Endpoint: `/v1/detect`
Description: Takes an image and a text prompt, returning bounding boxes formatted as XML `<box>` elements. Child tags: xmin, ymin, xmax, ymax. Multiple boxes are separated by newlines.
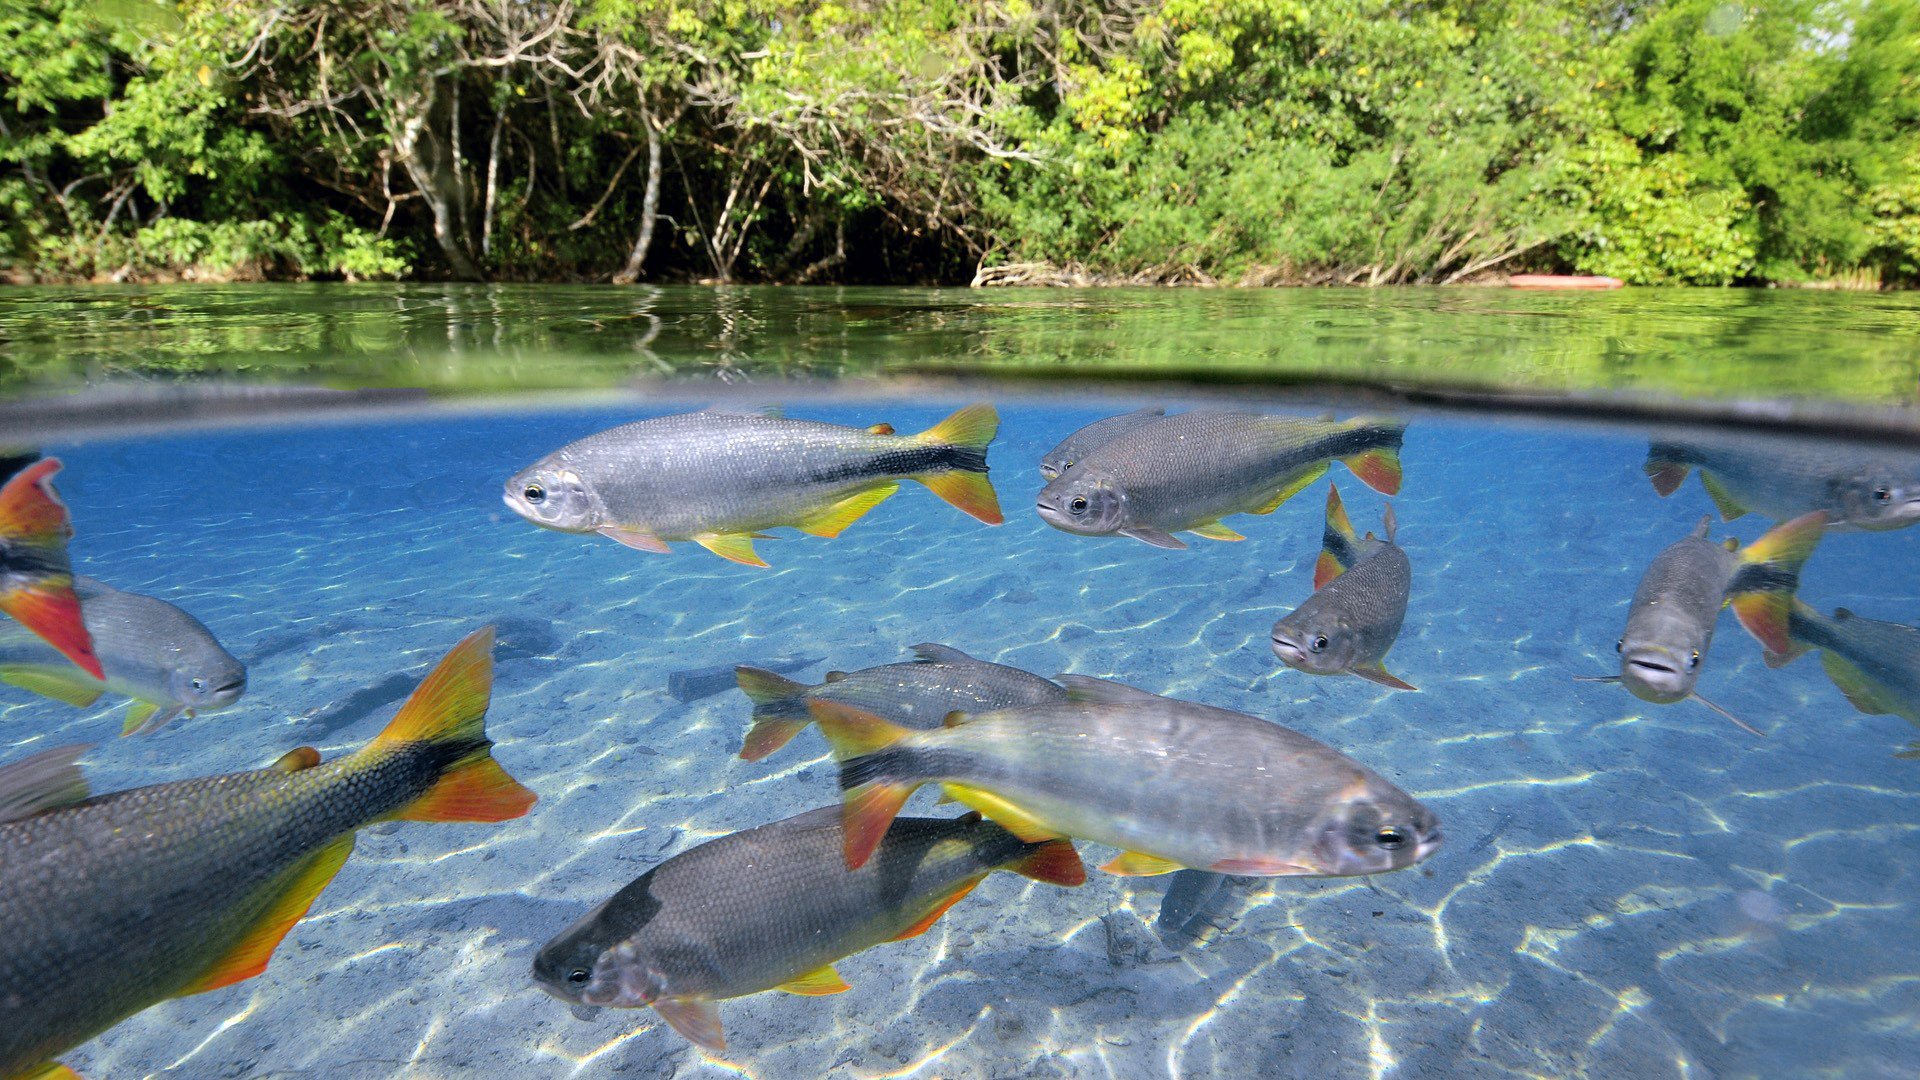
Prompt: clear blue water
<box><xmin>8</xmin><ymin>399</ymin><xmax>1919</xmax><ymax>1079</ymax></box>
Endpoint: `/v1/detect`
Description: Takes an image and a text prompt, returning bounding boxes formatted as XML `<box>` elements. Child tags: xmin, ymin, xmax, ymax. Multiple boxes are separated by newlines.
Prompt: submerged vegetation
<box><xmin>1</xmin><ymin>0</ymin><xmax>1917</xmax><ymax>287</ymax></box>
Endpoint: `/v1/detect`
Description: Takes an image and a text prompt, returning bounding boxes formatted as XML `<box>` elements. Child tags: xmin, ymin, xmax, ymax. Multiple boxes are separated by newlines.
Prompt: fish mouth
<box><xmin>213</xmin><ymin>678</ymin><xmax>247</xmax><ymax>695</ymax></box>
<box><xmin>1620</xmin><ymin>652</ymin><xmax>1691</xmax><ymax>702</ymax></box>
<box><xmin>1415</xmin><ymin>828</ymin><xmax>1444</xmax><ymax>864</ymax></box>
<box><xmin>1034</xmin><ymin>501</ymin><xmax>1085</xmax><ymax>533</ymax></box>
<box><xmin>1271</xmin><ymin>636</ymin><xmax>1306</xmax><ymax>665</ymax></box>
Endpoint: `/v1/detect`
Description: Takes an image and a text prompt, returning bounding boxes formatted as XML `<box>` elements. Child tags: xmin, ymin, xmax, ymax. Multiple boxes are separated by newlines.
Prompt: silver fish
<box><xmin>810</xmin><ymin>676</ymin><xmax>1440</xmax><ymax>879</ymax></box>
<box><xmin>1272</xmin><ymin>484</ymin><xmax>1414</xmax><ymax>690</ymax></box>
<box><xmin>1039</xmin><ymin>407</ymin><xmax>1166</xmax><ymax>480</ymax></box>
<box><xmin>531</xmin><ymin>806</ymin><xmax>1082</xmax><ymax>1052</ymax></box>
<box><xmin>734</xmin><ymin>643</ymin><xmax>1067</xmax><ymax>760</ymax></box>
<box><xmin>1774</xmin><ymin>603</ymin><xmax>1920</xmax><ymax>757</ymax></box>
<box><xmin>504</xmin><ymin>404</ymin><xmax>1002</xmax><ymax>567</ymax></box>
<box><xmin>1579</xmin><ymin>513</ymin><xmax>1825</xmax><ymax>736</ymax></box>
<box><xmin>1646</xmin><ymin>435</ymin><xmax>1920</xmax><ymax>531</ymax></box>
<box><xmin>1034</xmin><ymin>412</ymin><xmax>1405</xmax><ymax>549</ymax></box>
<box><xmin>0</xmin><ymin>576</ymin><xmax>245</xmax><ymax>735</ymax></box>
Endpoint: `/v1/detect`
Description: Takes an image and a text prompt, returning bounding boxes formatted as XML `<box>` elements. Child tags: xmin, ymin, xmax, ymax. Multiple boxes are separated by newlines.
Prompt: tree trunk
<box><xmin>613</xmin><ymin>113</ymin><xmax>665</xmax><ymax>285</ymax></box>
<box><xmin>389</xmin><ymin>79</ymin><xmax>484</xmax><ymax>281</ymax></box>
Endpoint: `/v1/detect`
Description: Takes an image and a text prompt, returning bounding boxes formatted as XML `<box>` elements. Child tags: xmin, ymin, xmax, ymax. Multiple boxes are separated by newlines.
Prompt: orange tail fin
<box><xmin>368</xmin><ymin>627</ymin><xmax>537</xmax><ymax>823</ymax></box>
<box><xmin>0</xmin><ymin>460</ymin><xmax>101</xmax><ymax>680</ymax></box>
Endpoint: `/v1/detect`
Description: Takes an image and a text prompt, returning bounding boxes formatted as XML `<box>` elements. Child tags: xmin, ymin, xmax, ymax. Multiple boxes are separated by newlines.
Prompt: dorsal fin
<box><xmin>910</xmin><ymin>643</ymin><xmax>975</xmax><ymax>664</ymax></box>
<box><xmin>1055</xmin><ymin>674</ymin><xmax>1164</xmax><ymax>705</ymax></box>
<box><xmin>0</xmin><ymin>743</ymin><xmax>92</xmax><ymax>824</ymax></box>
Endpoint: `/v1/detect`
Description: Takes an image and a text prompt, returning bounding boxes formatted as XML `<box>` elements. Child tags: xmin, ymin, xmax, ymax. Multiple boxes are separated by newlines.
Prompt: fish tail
<box><xmin>1644</xmin><ymin>443</ymin><xmax>1692</xmax><ymax>497</ymax></box>
<box><xmin>366</xmin><ymin>627</ymin><xmax>537</xmax><ymax>823</ymax></box>
<box><xmin>810</xmin><ymin>699</ymin><xmax>924</xmax><ymax>869</ymax></box>
<box><xmin>1338</xmin><ymin>418</ymin><xmax>1406</xmax><ymax>496</ymax></box>
<box><xmin>1315</xmin><ymin>483</ymin><xmax>1360</xmax><ymax>588</ymax></box>
<box><xmin>1005</xmin><ymin>838</ymin><xmax>1087</xmax><ymax>886</ymax></box>
<box><xmin>1726</xmin><ymin>511</ymin><xmax>1827</xmax><ymax>658</ymax></box>
<box><xmin>735</xmin><ymin>666</ymin><xmax>812</xmax><ymax>760</ymax></box>
<box><xmin>0</xmin><ymin>459</ymin><xmax>102</xmax><ymax>680</ymax></box>
<box><xmin>910</xmin><ymin>403</ymin><xmax>1003</xmax><ymax>524</ymax></box>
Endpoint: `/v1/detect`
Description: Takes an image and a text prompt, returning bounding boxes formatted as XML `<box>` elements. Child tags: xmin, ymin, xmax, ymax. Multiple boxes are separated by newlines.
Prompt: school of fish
<box><xmin>1</xmin><ymin>404</ymin><xmax>1914</xmax><ymax>1075</ymax></box>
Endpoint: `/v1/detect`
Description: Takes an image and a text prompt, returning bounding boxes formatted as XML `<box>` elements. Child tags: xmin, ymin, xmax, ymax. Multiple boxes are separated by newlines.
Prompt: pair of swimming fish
<box><xmin>0</xmin><ymin>629</ymin><xmax>534</xmax><ymax>1080</ymax></box>
<box><xmin>504</xmin><ymin>404</ymin><xmax>1003</xmax><ymax>567</ymax></box>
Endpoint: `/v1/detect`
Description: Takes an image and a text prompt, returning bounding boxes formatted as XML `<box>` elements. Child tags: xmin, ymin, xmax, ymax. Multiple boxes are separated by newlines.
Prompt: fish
<box><xmin>1271</xmin><ymin>484</ymin><xmax>1414</xmax><ymax>690</ymax></box>
<box><xmin>807</xmin><ymin>676</ymin><xmax>1441</xmax><ymax>879</ymax></box>
<box><xmin>1038</xmin><ymin>407</ymin><xmax>1167</xmax><ymax>481</ymax></box>
<box><xmin>530</xmin><ymin>806</ymin><xmax>1083</xmax><ymax>1052</ymax></box>
<box><xmin>1578</xmin><ymin>512</ymin><xmax>1826</xmax><ymax>736</ymax></box>
<box><xmin>0</xmin><ymin>459</ymin><xmax>101</xmax><ymax>682</ymax></box>
<box><xmin>0</xmin><ymin>576</ymin><xmax>246</xmax><ymax>736</ymax></box>
<box><xmin>733</xmin><ymin>642</ymin><xmax>1068</xmax><ymax>761</ymax></box>
<box><xmin>1645</xmin><ymin>435</ymin><xmax>1920</xmax><ymax>531</ymax></box>
<box><xmin>0</xmin><ymin>627</ymin><xmax>535</xmax><ymax>1080</ymax></box>
<box><xmin>1770</xmin><ymin>603</ymin><xmax>1920</xmax><ymax>757</ymax></box>
<box><xmin>503</xmin><ymin>404</ymin><xmax>1003</xmax><ymax>567</ymax></box>
<box><xmin>1033</xmin><ymin>412</ymin><xmax>1406</xmax><ymax>549</ymax></box>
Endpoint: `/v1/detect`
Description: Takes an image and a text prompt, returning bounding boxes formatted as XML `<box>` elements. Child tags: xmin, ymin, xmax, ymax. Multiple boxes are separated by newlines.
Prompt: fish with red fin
<box><xmin>0</xmin><ymin>460</ymin><xmax>101</xmax><ymax>682</ymax></box>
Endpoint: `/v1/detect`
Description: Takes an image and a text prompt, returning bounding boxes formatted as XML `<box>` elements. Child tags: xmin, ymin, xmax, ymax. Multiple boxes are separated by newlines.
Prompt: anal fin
<box><xmin>1820</xmin><ymin>652</ymin><xmax>1903</xmax><ymax>718</ymax></box>
<box><xmin>940</xmin><ymin>783</ymin><xmax>1063</xmax><ymax>843</ymax></box>
<box><xmin>796</xmin><ymin>483</ymin><xmax>897</xmax><ymax>538</ymax></box>
<box><xmin>1252</xmin><ymin>462</ymin><xmax>1328</xmax><ymax>515</ymax></box>
<box><xmin>1101</xmin><ymin>850</ymin><xmax>1186</xmax><ymax>876</ymax></box>
<box><xmin>1698</xmin><ymin>471</ymin><xmax>1749</xmax><ymax>521</ymax></box>
<box><xmin>1189</xmin><ymin>522</ymin><xmax>1245</xmax><ymax>542</ymax></box>
<box><xmin>776</xmin><ymin>963</ymin><xmax>853</xmax><ymax>994</ymax></box>
<box><xmin>177</xmin><ymin>835</ymin><xmax>356</xmax><ymax>995</ymax></box>
<box><xmin>890</xmin><ymin>878</ymin><xmax>982</xmax><ymax>941</ymax></box>
<box><xmin>694</xmin><ymin>533</ymin><xmax>770</xmax><ymax>568</ymax></box>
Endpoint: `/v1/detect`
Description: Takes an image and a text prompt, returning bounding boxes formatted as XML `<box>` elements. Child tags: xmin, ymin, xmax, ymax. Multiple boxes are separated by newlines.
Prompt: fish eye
<box><xmin>1375</xmin><ymin>826</ymin><xmax>1407</xmax><ymax>850</ymax></box>
<box><xmin>525</xmin><ymin>483</ymin><xmax>546</xmax><ymax>504</ymax></box>
<box><xmin>1069</xmin><ymin>496</ymin><xmax>1088</xmax><ymax>514</ymax></box>
<box><xmin>567</xmin><ymin>968</ymin><xmax>590</xmax><ymax>984</ymax></box>
<box><xmin>1311</xmin><ymin>635</ymin><xmax>1329</xmax><ymax>652</ymax></box>
<box><xmin>191</xmin><ymin>677</ymin><xmax>206</xmax><ymax>691</ymax></box>
<box><xmin>1875</xmin><ymin>486</ymin><xmax>1892</xmax><ymax>503</ymax></box>
<box><xmin>1687</xmin><ymin>651</ymin><xmax>1700</xmax><ymax>670</ymax></box>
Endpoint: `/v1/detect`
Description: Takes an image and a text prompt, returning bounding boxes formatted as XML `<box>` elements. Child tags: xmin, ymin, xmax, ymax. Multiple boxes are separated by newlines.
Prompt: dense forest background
<box><xmin>2</xmin><ymin>0</ymin><xmax>1917</xmax><ymax>287</ymax></box>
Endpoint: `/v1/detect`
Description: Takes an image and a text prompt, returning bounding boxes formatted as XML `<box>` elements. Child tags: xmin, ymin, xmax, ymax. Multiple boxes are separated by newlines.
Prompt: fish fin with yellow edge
<box><xmin>122</xmin><ymin>699</ymin><xmax>183</xmax><ymax>737</ymax></box>
<box><xmin>939</xmin><ymin>783</ymin><xmax>1063</xmax><ymax>843</ymax></box>
<box><xmin>0</xmin><ymin>743</ymin><xmax>91</xmax><ymax>824</ymax></box>
<box><xmin>15</xmin><ymin>1063</ymin><xmax>83</xmax><ymax>1080</ymax></box>
<box><xmin>739</xmin><ymin>719</ymin><xmax>807</xmax><ymax>761</ymax></box>
<box><xmin>597</xmin><ymin>526</ymin><xmax>671</xmax><ymax>554</ymax></box>
<box><xmin>776</xmin><ymin>964</ymin><xmax>853</xmax><ymax>994</ymax></box>
<box><xmin>653</xmin><ymin>997</ymin><xmax>725</xmax><ymax>1052</ymax></box>
<box><xmin>1698</xmin><ymin>471</ymin><xmax>1750</xmax><ymax>521</ymax></box>
<box><xmin>1339</xmin><ymin>419</ymin><xmax>1405</xmax><ymax>494</ymax></box>
<box><xmin>1189</xmin><ymin>521</ymin><xmax>1245</xmax><ymax>542</ymax></box>
<box><xmin>1820</xmin><ymin>651</ymin><xmax>1907</xmax><ymax>719</ymax></box>
<box><xmin>734</xmin><ymin>666</ymin><xmax>812</xmax><ymax>759</ymax></box>
<box><xmin>177</xmin><ymin>834</ymin><xmax>355</xmax><ymax>995</ymax></box>
<box><xmin>693</xmin><ymin>533</ymin><xmax>769</xmax><ymax>568</ymax></box>
<box><xmin>1007</xmin><ymin>838</ymin><xmax>1086</xmax><ymax>886</ymax></box>
<box><xmin>0</xmin><ymin>459</ymin><xmax>102</xmax><ymax>681</ymax></box>
<box><xmin>890</xmin><ymin>879</ymin><xmax>981</xmax><ymax>941</ymax></box>
<box><xmin>1056</xmin><ymin>674</ymin><xmax>1164</xmax><ymax>706</ymax></box>
<box><xmin>1251</xmin><ymin>462</ymin><xmax>1328</xmax><ymax>516</ymax></box>
<box><xmin>810</xmin><ymin>700</ymin><xmax>922</xmax><ymax>869</ymax></box>
<box><xmin>1101</xmin><ymin>850</ymin><xmax>1186</xmax><ymax>877</ymax></box>
<box><xmin>1726</xmin><ymin>511</ymin><xmax>1826</xmax><ymax>657</ymax></box>
<box><xmin>795</xmin><ymin>482</ymin><xmax>897</xmax><ymax>538</ymax></box>
<box><xmin>1316</xmin><ymin>483</ymin><xmax>1360</xmax><ymax>589</ymax></box>
<box><xmin>369</xmin><ymin>627</ymin><xmax>537</xmax><ymax>824</ymax></box>
<box><xmin>0</xmin><ymin>665</ymin><xmax>103</xmax><ymax>707</ymax></box>
<box><xmin>1120</xmin><ymin>527</ymin><xmax>1187</xmax><ymax>549</ymax></box>
<box><xmin>910</xmin><ymin>403</ymin><xmax>1002</xmax><ymax>524</ymax></box>
<box><xmin>1349</xmin><ymin>662</ymin><xmax>1417</xmax><ymax>692</ymax></box>
<box><xmin>274</xmin><ymin>746</ymin><xmax>322</xmax><ymax>772</ymax></box>
<box><xmin>1644</xmin><ymin>444</ymin><xmax>1692</xmax><ymax>497</ymax></box>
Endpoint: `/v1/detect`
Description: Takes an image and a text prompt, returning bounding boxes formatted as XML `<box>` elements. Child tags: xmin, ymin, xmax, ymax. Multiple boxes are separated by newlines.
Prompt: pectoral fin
<box><xmin>1820</xmin><ymin>652</ymin><xmax>1906</xmax><ymax>718</ymax></box>
<box><xmin>796</xmin><ymin>483</ymin><xmax>897</xmax><ymax>538</ymax></box>
<box><xmin>1349</xmin><ymin>663</ymin><xmax>1417</xmax><ymax>691</ymax></box>
<box><xmin>177</xmin><ymin>835</ymin><xmax>355</xmax><ymax>995</ymax></box>
<box><xmin>0</xmin><ymin>665</ymin><xmax>104</xmax><ymax>708</ymax></box>
<box><xmin>777</xmin><ymin>964</ymin><xmax>853</xmax><ymax>994</ymax></box>
<box><xmin>123</xmin><ymin>699</ymin><xmax>184</xmax><ymax>737</ymax></box>
<box><xmin>1120</xmin><ymin>527</ymin><xmax>1187</xmax><ymax>550</ymax></box>
<box><xmin>890</xmin><ymin>878</ymin><xmax>981</xmax><ymax>941</ymax></box>
<box><xmin>653</xmin><ymin>997</ymin><xmax>725</xmax><ymax>1052</ymax></box>
<box><xmin>1189</xmin><ymin>522</ymin><xmax>1245</xmax><ymax>542</ymax></box>
<box><xmin>694</xmin><ymin>533</ymin><xmax>769</xmax><ymax>568</ymax></box>
<box><xmin>597</xmin><ymin>527</ymin><xmax>671</xmax><ymax>554</ymax></box>
<box><xmin>1101</xmin><ymin>851</ymin><xmax>1186</xmax><ymax>877</ymax></box>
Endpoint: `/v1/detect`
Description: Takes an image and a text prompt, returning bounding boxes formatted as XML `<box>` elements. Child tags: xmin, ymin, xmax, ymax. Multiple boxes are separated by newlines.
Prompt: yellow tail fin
<box><xmin>915</xmin><ymin>402</ymin><xmax>998</xmax><ymax>449</ymax></box>
<box><xmin>370</xmin><ymin>628</ymin><xmax>537</xmax><ymax>824</ymax></box>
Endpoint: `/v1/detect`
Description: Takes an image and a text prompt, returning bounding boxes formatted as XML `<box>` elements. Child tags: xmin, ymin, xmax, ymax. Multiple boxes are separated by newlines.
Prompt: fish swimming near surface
<box><xmin>0</xmin><ymin>576</ymin><xmax>245</xmax><ymax>735</ymax></box>
<box><xmin>1034</xmin><ymin>412</ymin><xmax>1406</xmax><ymax>550</ymax></box>
<box><xmin>1271</xmin><ymin>484</ymin><xmax>1414</xmax><ymax>690</ymax></box>
<box><xmin>531</xmin><ymin>806</ymin><xmax>1083</xmax><ymax>1052</ymax></box>
<box><xmin>0</xmin><ymin>628</ymin><xmax>535</xmax><ymax>1080</ymax></box>
<box><xmin>734</xmin><ymin>642</ymin><xmax>1068</xmax><ymax>761</ymax></box>
<box><xmin>1771</xmin><ymin>602</ymin><xmax>1920</xmax><ymax>758</ymax></box>
<box><xmin>503</xmin><ymin>404</ymin><xmax>1003</xmax><ymax>567</ymax></box>
<box><xmin>1645</xmin><ymin>436</ymin><xmax>1920</xmax><ymax>531</ymax></box>
<box><xmin>0</xmin><ymin>460</ymin><xmax>101</xmax><ymax>683</ymax></box>
<box><xmin>808</xmin><ymin>676</ymin><xmax>1440</xmax><ymax>879</ymax></box>
<box><xmin>1578</xmin><ymin>512</ymin><xmax>1826</xmax><ymax>736</ymax></box>
<box><xmin>1039</xmin><ymin>407</ymin><xmax>1167</xmax><ymax>481</ymax></box>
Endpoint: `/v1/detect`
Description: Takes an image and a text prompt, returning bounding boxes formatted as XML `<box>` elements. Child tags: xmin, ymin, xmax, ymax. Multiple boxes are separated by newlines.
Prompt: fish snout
<box><xmin>1270</xmin><ymin>631</ymin><xmax>1307</xmax><ymax>667</ymax></box>
<box><xmin>1619</xmin><ymin>647</ymin><xmax>1696</xmax><ymax>703</ymax></box>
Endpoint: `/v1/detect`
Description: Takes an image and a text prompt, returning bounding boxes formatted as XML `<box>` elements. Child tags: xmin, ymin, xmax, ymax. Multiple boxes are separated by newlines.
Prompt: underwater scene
<box><xmin>3</xmin><ymin>397</ymin><xmax>1919</xmax><ymax>1080</ymax></box>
